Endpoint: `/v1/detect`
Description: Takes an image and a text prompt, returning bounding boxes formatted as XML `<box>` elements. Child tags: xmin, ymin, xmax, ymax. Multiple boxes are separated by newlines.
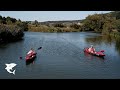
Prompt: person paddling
<box><xmin>88</xmin><ymin>45</ymin><xmax>96</xmax><ymax>54</ymax></box>
<box><xmin>27</xmin><ymin>48</ymin><xmax>35</xmax><ymax>57</ymax></box>
<box><xmin>20</xmin><ymin>47</ymin><xmax>41</xmax><ymax>60</ymax></box>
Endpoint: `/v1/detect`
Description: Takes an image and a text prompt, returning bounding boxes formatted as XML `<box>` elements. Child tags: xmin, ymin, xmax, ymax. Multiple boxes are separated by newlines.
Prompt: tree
<box><xmin>82</xmin><ymin>13</ymin><xmax>118</xmax><ymax>34</ymax></box>
<box><xmin>34</xmin><ymin>20</ymin><xmax>39</xmax><ymax>26</ymax></box>
<box><xmin>0</xmin><ymin>15</ymin><xmax>2</xmax><ymax>20</ymax></box>
<box><xmin>2</xmin><ymin>17</ymin><xmax>6</xmax><ymax>24</ymax></box>
<box><xmin>115</xmin><ymin>20</ymin><xmax>120</xmax><ymax>32</ymax></box>
<box><xmin>82</xmin><ymin>14</ymin><xmax>104</xmax><ymax>32</ymax></box>
<box><xmin>16</xmin><ymin>21</ymin><xmax>28</xmax><ymax>31</ymax></box>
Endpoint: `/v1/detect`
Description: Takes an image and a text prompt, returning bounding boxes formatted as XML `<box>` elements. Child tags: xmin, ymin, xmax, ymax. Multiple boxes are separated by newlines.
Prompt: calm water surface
<box><xmin>0</xmin><ymin>32</ymin><xmax>120</xmax><ymax>79</ymax></box>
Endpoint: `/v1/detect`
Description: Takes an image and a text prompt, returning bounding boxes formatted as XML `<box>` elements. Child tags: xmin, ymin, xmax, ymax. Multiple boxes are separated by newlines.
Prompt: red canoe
<box><xmin>84</xmin><ymin>48</ymin><xmax>105</xmax><ymax>57</ymax></box>
<box><xmin>25</xmin><ymin>52</ymin><xmax>37</xmax><ymax>61</ymax></box>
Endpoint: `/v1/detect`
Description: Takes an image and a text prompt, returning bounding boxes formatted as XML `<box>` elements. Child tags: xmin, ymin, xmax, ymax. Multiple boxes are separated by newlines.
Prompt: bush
<box><xmin>0</xmin><ymin>24</ymin><xmax>24</xmax><ymax>43</ymax></box>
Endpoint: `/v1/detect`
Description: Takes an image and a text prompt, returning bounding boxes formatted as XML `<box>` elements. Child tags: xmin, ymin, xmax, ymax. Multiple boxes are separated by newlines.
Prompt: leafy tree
<box><xmin>115</xmin><ymin>20</ymin><xmax>120</xmax><ymax>32</ymax></box>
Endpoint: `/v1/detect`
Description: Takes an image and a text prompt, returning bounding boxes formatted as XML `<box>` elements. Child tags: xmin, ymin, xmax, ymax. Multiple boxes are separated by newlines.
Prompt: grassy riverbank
<box><xmin>27</xmin><ymin>11</ymin><xmax>120</xmax><ymax>38</ymax></box>
<box><xmin>28</xmin><ymin>24</ymin><xmax>82</xmax><ymax>32</ymax></box>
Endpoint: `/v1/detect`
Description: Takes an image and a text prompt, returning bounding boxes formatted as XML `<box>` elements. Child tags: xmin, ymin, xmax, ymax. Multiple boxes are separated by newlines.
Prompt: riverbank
<box><xmin>28</xmin><ymin>24</ymin><xmax>120</xmax><ymax>39</ymax></box>
<box><xmin>0</xmin><ymin>24</ymin><xmax>24</xmax><ymax>44</ymax></box>
<box><xmin>109</xmin><ymin>32</ymin><xmax>120</xmax><ymax>38</ymax></box>
<box><xmin>0</xmin><ymin>15</ymin><xmax>28</xmax><ymax>44</ymax></box>
<box><xmin>28</xmin><ymin>24</ymin><xmax>82</xmax><ymax>33</ymax></box>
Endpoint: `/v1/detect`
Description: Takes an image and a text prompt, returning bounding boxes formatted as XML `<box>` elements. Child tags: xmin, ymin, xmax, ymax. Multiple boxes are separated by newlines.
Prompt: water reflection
<box><xmin>26</xmin><ymin>58</ymin><xmax>36</xmax><ymax>65</ymax></box>
<box><xmin>84</xmin><ymin>52</ymin><xmax>105</xmax><ymax>61</ymax></box>
<box><xmin>115</xmin><ymin>38</ymin><xmax>120</xmax><ymax>54</ymax></box>
<box><xmin>85</xmin><ymin>35</ymin><xmax>120</xmax><ymax>55</ymax></box>
<box><xmin>85</xmin><ymin>35</ymin><xmax>114</xmax><ymax>45</ymax></box>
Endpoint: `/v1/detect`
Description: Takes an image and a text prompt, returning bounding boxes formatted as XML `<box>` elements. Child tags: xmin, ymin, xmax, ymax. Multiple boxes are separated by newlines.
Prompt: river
<box><xmin>0</xmin><ymin>32</ymin><xmax>120</xmax><ymax>79</ymax></box>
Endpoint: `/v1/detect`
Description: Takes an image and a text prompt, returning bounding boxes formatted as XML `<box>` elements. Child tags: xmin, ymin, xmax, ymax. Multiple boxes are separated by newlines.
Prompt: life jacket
<box><xmin>91</xmin><ymin>48</ymin><xmax>95</xmax><ymax>52</ymax></box>
<box><xmin>88</xmin><ymin>47</ymin><xmax>95</xmax><ymax>52</ymax></box>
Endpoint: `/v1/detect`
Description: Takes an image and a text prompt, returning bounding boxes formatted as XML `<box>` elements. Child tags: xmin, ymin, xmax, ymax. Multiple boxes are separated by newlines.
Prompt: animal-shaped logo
<box><xmin>5</xmin><ymin>63</ymin><xmax>17</xmax><ymax>75</ymax></box>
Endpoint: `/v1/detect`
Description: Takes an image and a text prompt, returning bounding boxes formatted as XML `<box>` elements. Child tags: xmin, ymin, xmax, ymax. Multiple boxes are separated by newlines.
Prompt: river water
<box><xmin>0</xmin><ymin>32</ymin><xmax>120</xmax><ymax>79</ymax></box>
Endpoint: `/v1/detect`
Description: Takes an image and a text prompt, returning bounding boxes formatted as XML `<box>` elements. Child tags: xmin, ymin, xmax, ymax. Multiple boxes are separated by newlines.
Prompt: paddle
<box><xmin>100</xmin><ymin>50</ymin><xmax>104</xmax><ymax>52</ymax></box>
<box><xmin>38</xmin><ymin>47</ymin><xmax>42</xmax><ymax>50</ymax></box>
<box><xmin>19</xmin><ymin>47</ymin><xmax>42</xmax><ymax>60</ymax></box>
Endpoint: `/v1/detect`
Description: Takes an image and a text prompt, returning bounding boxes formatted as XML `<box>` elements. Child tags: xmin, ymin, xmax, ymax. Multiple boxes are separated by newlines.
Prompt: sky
<box><xmin>0</xmin><ymin>11</ymin><xmax>111</xmax><ymax>22</ymax></box>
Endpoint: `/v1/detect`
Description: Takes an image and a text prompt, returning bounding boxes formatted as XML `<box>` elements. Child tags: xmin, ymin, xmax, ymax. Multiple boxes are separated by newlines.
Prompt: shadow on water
<box><xmin>0</xmin><ymin>38</ymin><xmax>24</xmax><ymax>49</ymax></box>
<box><xmin>85</xmin><ymin>35</ymin><xmax>120</xmax><ymax>55</ymax></box>
<box><xmin>84</xmin><ymin>52</ymin><xmax>105</xmax><ymax>62</ymax></box>
<box><xmin>0</xmin><ymin>43</ymin><xmax>8</xmax><ymax>49</ymax></box>
<box><xmin>26</xmin><ymin>57</ymin><xmax>36</xmax><ymax>65</ymax></box>
<box><xmin>85</xmin><ymin>35</ymin><xmax>114</xmax><ymax>46</ymax></box>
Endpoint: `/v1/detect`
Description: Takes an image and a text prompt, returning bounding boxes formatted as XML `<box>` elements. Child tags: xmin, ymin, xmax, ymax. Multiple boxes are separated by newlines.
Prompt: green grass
<box><xmin>28</xmin><ymin>24</ymin><xmax>81</xmax><ymax>33</ymax></box>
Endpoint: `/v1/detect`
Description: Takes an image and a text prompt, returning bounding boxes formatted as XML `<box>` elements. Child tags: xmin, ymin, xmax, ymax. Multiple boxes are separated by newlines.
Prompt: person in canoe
<box><xmin>27</xmin><ymin>48</ymin><xmax>36</xmax><ymax>57</ymax></box>
<box><xmin>88</xmin><ymin>45</ymin><xmax>96</xmax><ymax>54</ymax></box>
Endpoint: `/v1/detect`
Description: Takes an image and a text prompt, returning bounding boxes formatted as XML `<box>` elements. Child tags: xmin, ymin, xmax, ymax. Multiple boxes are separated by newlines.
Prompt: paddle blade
<box><xmin>19</xmin><ymin>57</ymin><xmax>22</xmax><ymax>59</ymax></box>
<box><xmin>38</xmin><ymin>47</ymin><xmax>42</xmax><ymax>50</ymax></box>
<box><xmin>100</xmin><ymin>50</ymin><xmax>104</xmax><ymax>52</ymax></box>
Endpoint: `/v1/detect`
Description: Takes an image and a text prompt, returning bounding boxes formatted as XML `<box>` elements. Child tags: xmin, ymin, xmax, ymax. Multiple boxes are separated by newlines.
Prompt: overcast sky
<box><xmin>0</xmin><ymin>11</ymin><xmax>111</xmax><ymax>22</ymax></box>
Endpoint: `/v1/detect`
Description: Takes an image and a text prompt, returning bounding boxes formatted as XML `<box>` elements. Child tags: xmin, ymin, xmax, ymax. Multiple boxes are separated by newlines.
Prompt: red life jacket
<box><xmin>91</xmin><ymin>48</ymin><xmax>95</xmax><ymax>52</ymax></box>
<box><xmin>88</xmin><ymin>47</ymin><xmax>95</xmax><ymax>53</ymax></box>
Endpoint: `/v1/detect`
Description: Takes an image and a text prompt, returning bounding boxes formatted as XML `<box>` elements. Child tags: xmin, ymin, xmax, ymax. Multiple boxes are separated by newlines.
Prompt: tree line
<box><xmin>1</xmin><ymin>11</ymin><xmax>120</xmax><ymax>44</ymax></box>
<box><xmin>81</xmin><ymin>11</ymin><xmax>120</xmax><ymax>37</ymax></box>
<box><xmin>0</xmin><ymin>15</ymin><xmax>28</xmax><ymax>43</ymax></box>
<box><xmin>27</xmin><ymin>11</ymin><xmax>120</xmax><ymax>36</ymax></box>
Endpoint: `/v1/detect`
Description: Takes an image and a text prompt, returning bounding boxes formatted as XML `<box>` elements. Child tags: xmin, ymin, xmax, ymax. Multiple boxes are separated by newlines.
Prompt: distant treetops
<box><xmin>82</xmin><ymin>11</ymin><xmax>120</xmax><ymax>35</ymax></box>
<box><xmin>1</xmin><ymin>11</ymin><xmax>120</xmax><ymax>43</ymax></box>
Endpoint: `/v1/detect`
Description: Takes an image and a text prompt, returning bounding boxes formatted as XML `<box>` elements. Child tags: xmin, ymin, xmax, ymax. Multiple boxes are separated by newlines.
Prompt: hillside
<box><xmin>39</xmin><ymin>20</ymin><xmax>82</xmax><ymax>25</ymax></box>
<box><xmin>27</xmin><ymin>20</ymin><xmax>83</xmax><ymax>25</ymax></box>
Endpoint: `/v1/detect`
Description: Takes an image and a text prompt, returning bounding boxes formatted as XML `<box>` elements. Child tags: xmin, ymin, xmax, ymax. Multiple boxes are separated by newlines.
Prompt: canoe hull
<box><xmin>84</xmin><ymin>48</ymin><xmax>105</xmax><ymax>57</ymax></box>
<box><xmin>25</xmin><ymin>53</ymin><xmax>37</xmax><ymax>61</ymax></box>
